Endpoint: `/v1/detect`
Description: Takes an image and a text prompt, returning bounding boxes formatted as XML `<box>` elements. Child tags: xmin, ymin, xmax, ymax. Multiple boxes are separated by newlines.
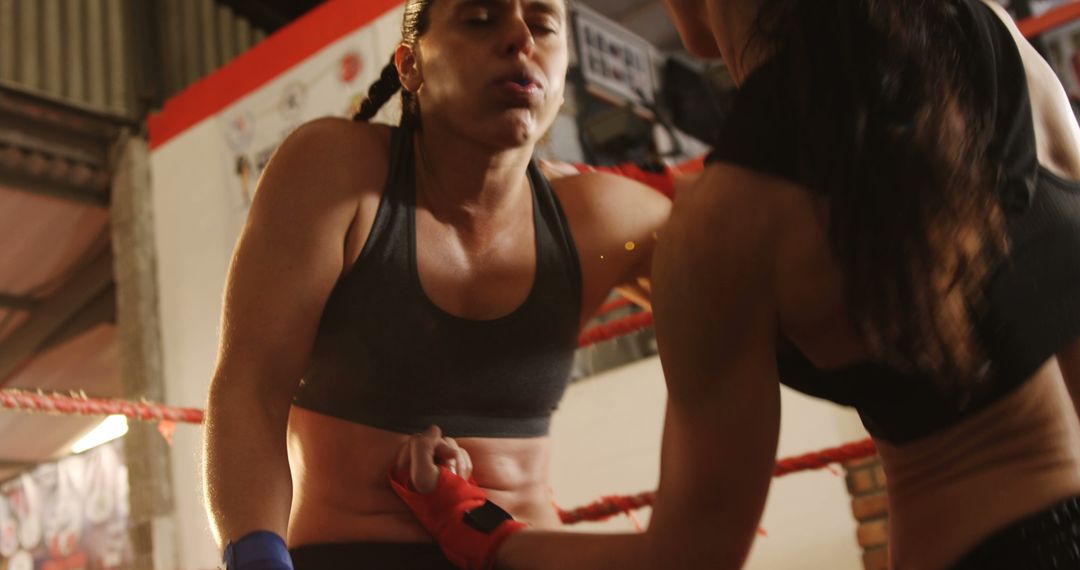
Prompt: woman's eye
<box><xmin>528</xmin><ymin>17</ymin><xmax>560</xmax><ymax>35</ymax></box>
<box><xmin>465</xmin><ymin>12</ymin><xmax>491</xmax><ymax>26</ymax></box>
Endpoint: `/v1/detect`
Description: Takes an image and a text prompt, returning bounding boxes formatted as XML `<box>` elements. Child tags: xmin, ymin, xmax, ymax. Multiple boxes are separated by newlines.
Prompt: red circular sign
<box><xmin>340</xmin><ymin>52</ymin><xmax>363</xmax><ymax>84</ymax></box>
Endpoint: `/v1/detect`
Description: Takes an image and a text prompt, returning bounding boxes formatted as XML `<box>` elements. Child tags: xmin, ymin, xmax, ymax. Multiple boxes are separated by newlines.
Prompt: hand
<box><xmin>389</xmin><ymin>426</ymin><xmax>523</xmax><ymax>570</ymax></box>
<box><xmin>395</xmin><ymin>425</ymin><xmax>474</xmax><ymax>493</ymax></box>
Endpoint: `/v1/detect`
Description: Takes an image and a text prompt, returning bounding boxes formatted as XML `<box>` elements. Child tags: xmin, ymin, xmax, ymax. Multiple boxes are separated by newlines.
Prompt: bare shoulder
<box><xmin>669</xmin><ymin>163</ymin><xmax>797</xmax><ymax>252</ymax></box>
<box><xmin>551</xmin><ymin>170</ymin><xmax>671</xmax><ymax>266</ymax></box>
<box><xmin>547</xmin><ymin>171</ymin><xmax>672</xmax><ymax>310</ymax></box>
<box><xmin>550</xmin><ymin>170</ymin><xmax>668</xmax><ymax>216</ymax></box>
<box><xmin>549</xmin><ymin>171</ymin><xmax>671</xmax><ymax>250</ymax></box>
<box><xmin>256</xmin><ymin>117</ymin><xmax>392</xmax><ymax>208</ymax></box>
<box><xmin>243</xmin><ymin>117</ymin><xmax>395</xmax><ymax>258</ymax></box>
<box><xmin>281</xmin><ymin>116</ymin><xmax>391</xmax><ymax>160</ymax></box>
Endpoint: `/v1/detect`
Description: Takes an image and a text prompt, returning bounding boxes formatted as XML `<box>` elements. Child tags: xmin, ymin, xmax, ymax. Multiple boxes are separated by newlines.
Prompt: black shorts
<box><xmin>290</xmin><ymin>542</ymin><xmax>456</xmax><ymax>570</ymax></box>
<box><xmin>951</xmin><ymin>495</ymin><xmax>1080</xmax><ymax>569</ymax></box>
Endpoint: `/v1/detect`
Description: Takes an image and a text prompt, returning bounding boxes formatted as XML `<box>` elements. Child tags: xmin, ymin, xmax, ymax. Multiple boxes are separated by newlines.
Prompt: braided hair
<box><xmin>352</xmin><ymin>0</ymin><xmax>434</xmax><ymax>125</ymax></box>
<box><xmin>353</xmin><ymin>54</ymin><xmax>416</xmax><ymax>124</ymax></box>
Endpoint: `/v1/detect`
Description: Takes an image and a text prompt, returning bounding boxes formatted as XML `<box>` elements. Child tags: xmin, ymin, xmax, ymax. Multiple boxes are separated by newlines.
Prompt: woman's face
<box><xmin>407</xmin><ymin>0</ymin><xmax>569</xmax><ymax>150</ymax></box>
<box><xmin>662</xmin><ymin>0</ymin><xmax>722</xmax><ymax>58</ymax></box>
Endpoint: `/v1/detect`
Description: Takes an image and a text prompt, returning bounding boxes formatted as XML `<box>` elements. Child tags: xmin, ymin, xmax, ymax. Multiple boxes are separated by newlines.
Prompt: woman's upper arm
<box><xmin>646</xmin><ymin>164</ymin><xmax>782</xmax><ymax>568</ymax></box>
<box><xmin>213</xmin><ymin>119</ymin><xmax>384</xmax><ymax>404</ymax></box>
<box><xmin>602</xmin><ymin>173</ymin><xmax>672</xmax><ymax>286</ymax></box>
<box><xmin>554</xmin><ymin>172</ymin><xmax>672</xmax><ymax>309</ymax></box>
<box><xmin>617</xmin><ymin>175</ymin><xmax>673</xmax><ymax>304</ymax></box>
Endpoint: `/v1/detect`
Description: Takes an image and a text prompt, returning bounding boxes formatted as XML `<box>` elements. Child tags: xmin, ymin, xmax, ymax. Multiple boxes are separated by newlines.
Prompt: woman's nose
<box><xmin>501</xmin><ymin>13</ymin><xmax>536</xmax><ymax>57</ymax></box>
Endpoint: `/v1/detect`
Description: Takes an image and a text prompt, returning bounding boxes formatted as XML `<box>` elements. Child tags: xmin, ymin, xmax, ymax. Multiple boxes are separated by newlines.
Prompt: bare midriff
<box><xmin>285</xmin><ymin>406</ymin><xmax>562</xmax><ymax>549</ymax></box>
<box><xmin>876</xmin><ymin>361</ymin><xmax>1080</xmax><ymax>569</ymax></box>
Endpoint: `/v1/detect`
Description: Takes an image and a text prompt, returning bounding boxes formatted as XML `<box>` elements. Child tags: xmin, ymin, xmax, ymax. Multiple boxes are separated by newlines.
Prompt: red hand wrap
<box><xmin>389</xmin><ymin>467</ymin><xmax>525</xmax><ymax>570</ymax></box>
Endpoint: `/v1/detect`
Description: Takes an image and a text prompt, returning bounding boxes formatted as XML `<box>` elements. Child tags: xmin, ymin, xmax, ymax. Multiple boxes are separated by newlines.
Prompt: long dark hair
<box><xmin>753</xmin><ymin>0</ymin><xmax>1007</xmax><ymax>388</ymax></box>
<box><xmin>353</xmin><ymin>0</ymin><xmax>435</xmax><ymax>125</ymax></box>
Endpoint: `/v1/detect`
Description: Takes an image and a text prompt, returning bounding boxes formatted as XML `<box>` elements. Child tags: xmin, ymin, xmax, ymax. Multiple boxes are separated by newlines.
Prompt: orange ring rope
<box><xmin>596</xmin><ymin>296</ymin><xmax>634</xmax><ymax>316</ymax></box>
<box><xmin>578</xmin><ymin>311</ymin><xmax>655</xmax><ymax>347</ymax></box>
<box><xmin>556</xmin><ymin>438</ymin><xmax>877</xmax><ymax>524</ymax></box>
<box><xmin>0</xmin><ymin>388</ymin><xmax>205</xmax><ymax>424</ymax></box>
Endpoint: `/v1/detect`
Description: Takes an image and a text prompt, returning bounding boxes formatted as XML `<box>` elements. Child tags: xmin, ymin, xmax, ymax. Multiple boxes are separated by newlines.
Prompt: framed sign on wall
<box><xmin>573</xmin><ymin>6</ymin><xmax>657</xmax><ymax>106</ymax></box>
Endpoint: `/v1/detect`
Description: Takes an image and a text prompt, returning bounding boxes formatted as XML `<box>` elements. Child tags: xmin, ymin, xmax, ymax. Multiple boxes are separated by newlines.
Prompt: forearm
<box><xmin>204</xmin><ymin>380</ymin><xmax>294</xmax><ymax>547</ymax></box>
<box><xmin>495</xmin><ymin>530</ymin><xmax>652</xmax><ymax>570</ymax></box>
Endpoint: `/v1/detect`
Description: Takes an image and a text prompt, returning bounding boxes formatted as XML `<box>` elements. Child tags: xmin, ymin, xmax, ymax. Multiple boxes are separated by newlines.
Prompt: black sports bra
<box><xmin>708</xmin><ymin>0</ymin><xmax>1080</xmax><ymax>444</ymax></box>
<box><xmin>293</xmin><ymin>126</ymin><xmax>583</xmax><ymax>438</ymax></box>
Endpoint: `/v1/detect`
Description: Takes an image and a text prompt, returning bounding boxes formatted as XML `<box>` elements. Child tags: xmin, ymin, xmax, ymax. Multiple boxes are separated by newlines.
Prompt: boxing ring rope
<box><xmin>578</xmin><ymin>310</ymin><xmax>654</xmax><ymax>347</ymax></box>
<box><xmin>0</xmin><ymin>388</ymin><xmax>205</xmax><ymax>424</ymax></box>
<box><xmin>556</xmin><ymin>438</ymin><xmax>878</xmax><ymax>525</ymax></box>
<box><xmin>0</xmin><ymin>304</ymin><xmax>650</xmax><ymax>423</ymax></box>
<box><xmin>595</xmin><ymin>296</ymin><xmax>634</xmax><ymax>316</ymax></box>
<box><xmin>0</xmin><ymin>382</ymin><xmax>878</xmax><ymax>525</ymax></box>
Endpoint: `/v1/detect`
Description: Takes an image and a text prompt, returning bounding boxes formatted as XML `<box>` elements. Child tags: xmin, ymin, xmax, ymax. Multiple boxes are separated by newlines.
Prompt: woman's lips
<box><xmin>495</xmin><ymin>79</ymin><xmax>543</xmax><ymax>106</ymax></box>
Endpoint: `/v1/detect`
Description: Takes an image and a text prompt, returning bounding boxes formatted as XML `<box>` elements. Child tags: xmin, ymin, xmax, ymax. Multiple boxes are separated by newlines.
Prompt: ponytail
<box><xmin>352</xmin><ymin>54</ymin><xmax>420</xmax><ymax>126</ymax></box>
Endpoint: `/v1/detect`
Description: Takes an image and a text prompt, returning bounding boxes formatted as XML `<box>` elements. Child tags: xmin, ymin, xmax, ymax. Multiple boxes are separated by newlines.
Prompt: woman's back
<box><xmin>704</xmin><ymin>0</ymin><xmax>1080</xmax><ymax>566</ymax></box>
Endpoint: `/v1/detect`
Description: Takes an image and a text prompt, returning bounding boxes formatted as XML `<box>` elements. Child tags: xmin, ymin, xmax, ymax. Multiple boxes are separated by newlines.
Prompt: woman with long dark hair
<box><xmin>201</xmin><ymin>1</ymin><xmax>670</xmax><ymax>568</ymax></box>
<box><xmin>396</xmin><ymin>1</ymin><xmax>1080</xmax><ymax>568</ymax></box>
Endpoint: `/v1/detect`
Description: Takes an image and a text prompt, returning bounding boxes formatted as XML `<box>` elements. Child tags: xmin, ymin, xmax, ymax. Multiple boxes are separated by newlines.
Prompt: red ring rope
<box><xmin>0</xmin><ymin>388</ymin><xmax>205</xmax><ymax>424</ymax></box>
<box><xmin>556</xmin><ymin>438</ymin><xmax>878</xmax><ymax>524</ymax></box>
<box><xmin>0</xmin><ymin>386</ymin><xmax>878</xmax><ymax>524</ymax></box>
<box><xmin>0</xmin><ymin>311</ymin><xmax>879</xmax><ymax>526</ymax></box>
<box><xmin>578</xmin><ymin>311</ymin><xmax>655</xmax><ymax>347</ymax></box>
<box><xmin>596</xmin><ymin>297</ymin><xmax>634</xmax><ymax>316</ymax></box>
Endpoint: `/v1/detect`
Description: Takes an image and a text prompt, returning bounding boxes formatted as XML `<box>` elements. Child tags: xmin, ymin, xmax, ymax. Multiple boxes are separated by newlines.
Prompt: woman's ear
<box><xmin>395</xmin><ymin>44</ymin><xmax>423</xmax><ymax>93</ymax></box>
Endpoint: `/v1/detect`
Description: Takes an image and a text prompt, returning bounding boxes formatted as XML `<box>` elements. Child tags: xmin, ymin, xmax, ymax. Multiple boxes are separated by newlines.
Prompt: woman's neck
<box><xmin>413</xmin><ymin>120</ymin><xmax>534</xmax><ymax>227</ymax></box>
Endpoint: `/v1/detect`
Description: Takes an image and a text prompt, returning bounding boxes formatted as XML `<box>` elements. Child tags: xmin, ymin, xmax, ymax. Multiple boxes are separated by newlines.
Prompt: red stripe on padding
<box><xmin>1018</xmin><ymin>1</ymin><xmax>1080</xmax><ymax>38</ymax></box>
<box><xmin>148</xmin><ymin>0</ymin><xmax>401</xmax><ymax>150</ymax></box>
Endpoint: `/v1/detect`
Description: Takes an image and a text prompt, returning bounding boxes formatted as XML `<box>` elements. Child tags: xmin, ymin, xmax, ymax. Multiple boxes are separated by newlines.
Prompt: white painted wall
<box><xmin>151</xmin><ymin>117</ymin><xmax>237</xmax><ymax>570</ymax></box>
<box><xmin>550</xmin><ymin>356</ymin><xmax>868</xmax><ymax>569</ymax></box>
<box><xmin>149</xmin><ymin>7</ymin><xmax>405</xmax><ymax>567</ymax></box>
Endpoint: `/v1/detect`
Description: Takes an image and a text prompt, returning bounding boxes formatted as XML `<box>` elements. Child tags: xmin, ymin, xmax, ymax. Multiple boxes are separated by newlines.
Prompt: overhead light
<box><xmin>71</xmin><ymin>415</ymin><xmax>128</xmax><ymax>454</ymax></box>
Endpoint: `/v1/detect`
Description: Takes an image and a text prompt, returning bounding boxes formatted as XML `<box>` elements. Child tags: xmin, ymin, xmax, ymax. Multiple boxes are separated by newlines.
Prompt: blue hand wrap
<box><xmin>223</xmin><ymin>531</ymin><xmax>293</xmax><ymax>570</ymax></box>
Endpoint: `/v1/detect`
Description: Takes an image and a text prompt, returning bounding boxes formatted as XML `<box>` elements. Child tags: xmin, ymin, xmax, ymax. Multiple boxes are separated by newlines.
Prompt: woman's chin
<box><xmin>486</xmin><ymin>112</ymin><xmax>541</xmax><ymax>149</ymax></box>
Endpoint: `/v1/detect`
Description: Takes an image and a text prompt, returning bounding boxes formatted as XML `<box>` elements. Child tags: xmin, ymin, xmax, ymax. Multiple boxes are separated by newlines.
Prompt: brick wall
<box><xmin>844</xmin><ymin>455</ymin><xmax>890</xmax><ymax>570</ymax></box>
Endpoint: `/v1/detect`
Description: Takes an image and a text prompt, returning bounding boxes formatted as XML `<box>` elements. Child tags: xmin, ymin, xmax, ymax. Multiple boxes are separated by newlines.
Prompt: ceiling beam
<box><xmin>0</xmin><ymin>250</ymin><xmax>114</xmax><ymax>384</ymax></box>
<box><xmin>0</xmin><ymin>84</ymin><xmax>116</xmax><ymax>207</ymax></box>
<box><xmin>0</xmin><ymin>126</ymin><xmax>106</xmax><ymax>167</ymax></box>
<box><xmin>39</xmin><ymin>284</ymin><xmax>116</xmax><ymax>351</ymax></box>
<box><xmin>0</xmin><ymin>167</ymin><xmax>110</xmax><ymax>207</ymax></box>
<box><xmin>0</xmin><ymin>81</ymin><xmax>138</xmax><ymax>134</ymax></box>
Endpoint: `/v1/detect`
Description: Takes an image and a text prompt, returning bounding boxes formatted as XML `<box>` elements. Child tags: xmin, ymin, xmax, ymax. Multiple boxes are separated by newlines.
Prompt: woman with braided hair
<box><xmin>201</xmin><ymin>0</ymin><xmax>670</xmax><ymax>568</ymax></box>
